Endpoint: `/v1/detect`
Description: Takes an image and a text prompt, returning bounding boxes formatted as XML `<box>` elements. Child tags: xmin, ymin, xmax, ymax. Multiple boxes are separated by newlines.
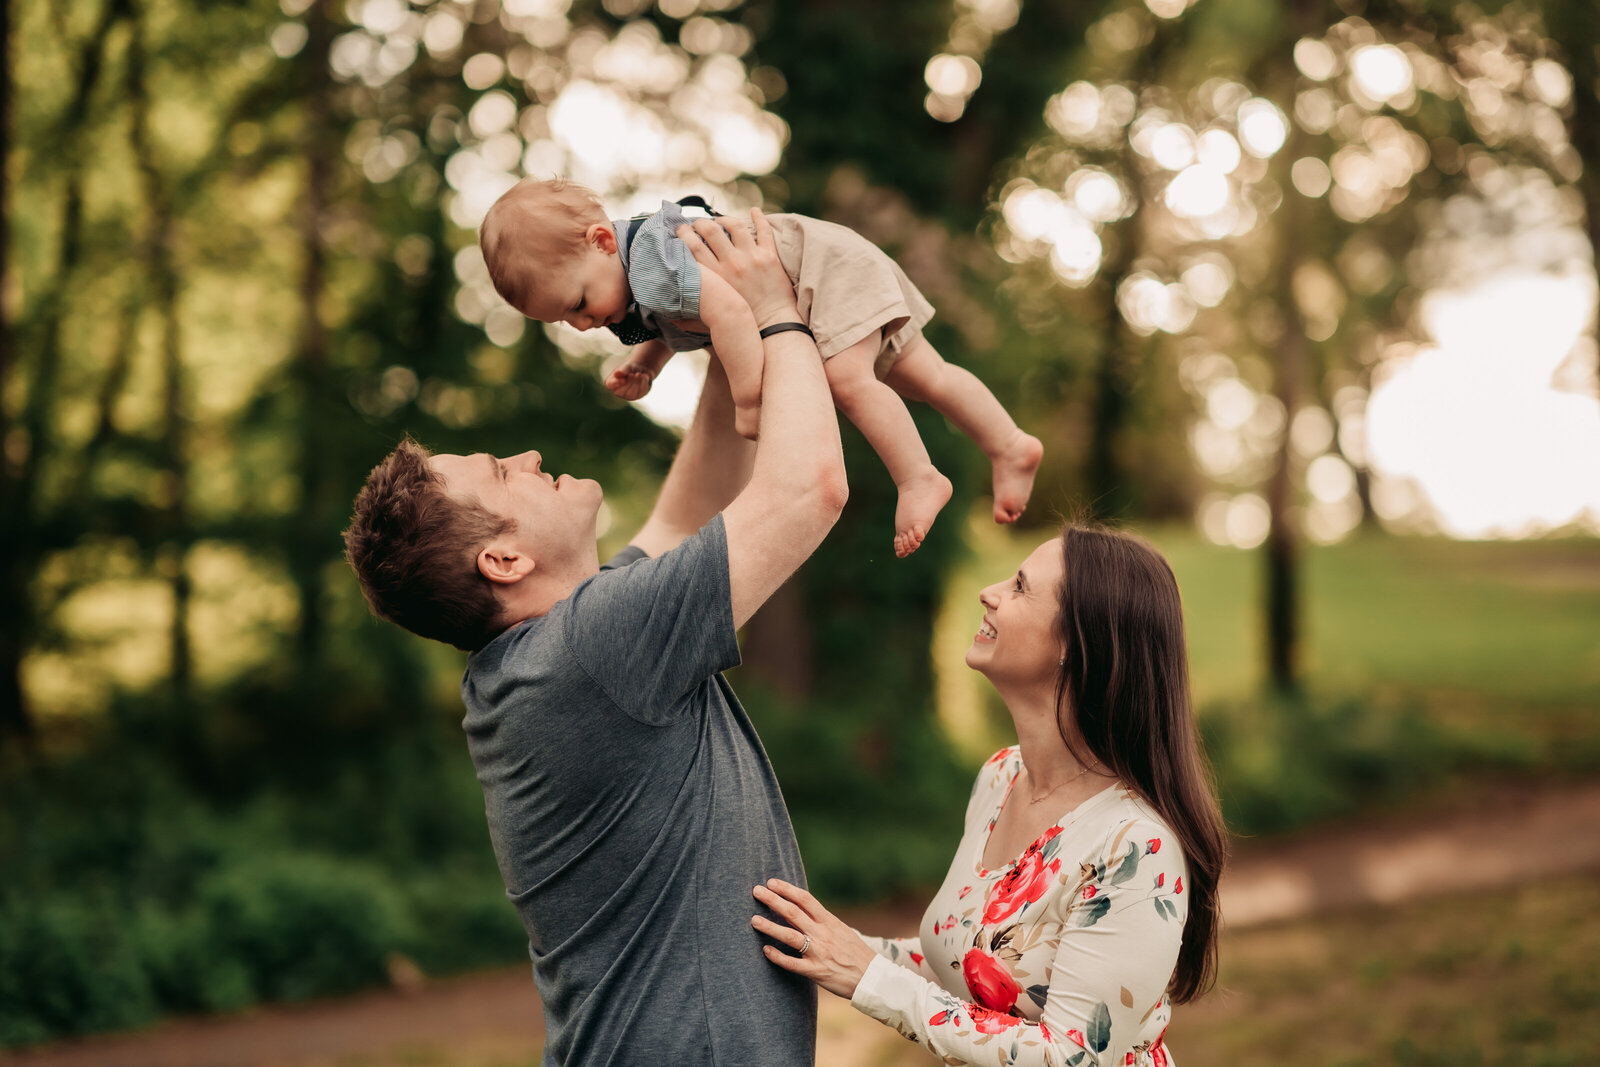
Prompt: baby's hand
<box><xmin>606</xmin><ymin>362</ymin><xmax>657</xmax><ymax>401</ymax></box>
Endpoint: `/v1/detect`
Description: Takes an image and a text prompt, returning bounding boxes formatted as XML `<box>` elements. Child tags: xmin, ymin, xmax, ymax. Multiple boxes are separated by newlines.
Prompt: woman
<box><xmin>752</xmin><ymin>524</ymin><xmax>1227</xmax><ymax>1065</ymax></box>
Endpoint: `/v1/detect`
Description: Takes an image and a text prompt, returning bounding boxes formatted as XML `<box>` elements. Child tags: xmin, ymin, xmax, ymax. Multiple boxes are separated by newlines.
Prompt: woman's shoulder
<box><xmin>963</xmin><ymin>746</ymin><xmax>1020</xmax><ymax>807</ymax></box>
<box><xmin>1078</xmin><ymin>788</ymin><xmax>1185</xmax><ymax>869</ymax></box>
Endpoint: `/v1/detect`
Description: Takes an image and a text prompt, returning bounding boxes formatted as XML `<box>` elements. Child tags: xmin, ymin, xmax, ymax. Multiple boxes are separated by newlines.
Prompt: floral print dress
<box><xmin>851</xmin><ymin>747</ymin><xmax>1188</xmax><ymax>1067</ymax></box>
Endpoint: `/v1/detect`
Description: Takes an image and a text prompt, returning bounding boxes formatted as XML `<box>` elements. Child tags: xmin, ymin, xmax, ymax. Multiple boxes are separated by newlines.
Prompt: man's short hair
<box><xmin>479</xmin><ymin>177</ymin><xmax>607</xmax><ymax>314</ymax></box>
<box><xmin>344</xmin><ymin>438</ymin><xmax>514</xmax><ymax>652</ymax></box>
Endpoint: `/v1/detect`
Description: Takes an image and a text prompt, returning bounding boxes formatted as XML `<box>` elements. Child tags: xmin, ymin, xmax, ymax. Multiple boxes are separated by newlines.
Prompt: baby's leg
<box><xmin>884</xmin><ymin>335</ymin><xmax>1042</xmax><ymax>524</ymax></box>
<box><xmin>825</xmin><ymin>334</ymin><xmax>952</xmax><ymax>558</ymax></box>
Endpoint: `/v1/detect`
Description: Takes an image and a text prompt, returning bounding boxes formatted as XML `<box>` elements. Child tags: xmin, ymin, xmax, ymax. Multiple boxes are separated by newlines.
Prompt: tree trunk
<box><xmin>1085</xmin><ymin>233</ymin><xmax>1139</xmax><ymax>518</ymax></box>
<box><xmin>1262</xmin><ymin>0</ymin><xmax>1318</xmax><ymax>695</ymax></box>
<box><xmin>128</xmin><ymin>1</ymin><xmax>192</xmax><ymax>703</ymax></box>
<box><xmin>291</xmin><ymin>0</ymin><xmax>337</xmax><ymax>674</ymax></box>
<box><xmin>0</xmin><ymin>0</ymin><xmax>25</xmax><ymax>747</ymax></box>
<box><xmin>739</xmin><ymin>579</ymin><xmax>814</xmax><ymax>700</ymax></box>
<box><xmin>0</xmin><ymin>1</ymin><xmax>128</xmax><ymax>745</ymax></box>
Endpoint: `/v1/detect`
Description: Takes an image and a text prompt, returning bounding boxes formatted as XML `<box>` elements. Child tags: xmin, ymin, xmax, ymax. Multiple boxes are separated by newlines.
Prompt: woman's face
<box><xmin>965</xmin><ymin>538</ymin><xmax>1066</xmax><ymax>687</ymax></box>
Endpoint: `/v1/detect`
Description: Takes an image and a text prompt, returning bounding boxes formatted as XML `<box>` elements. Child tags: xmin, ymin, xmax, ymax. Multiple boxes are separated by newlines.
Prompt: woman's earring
<box><xmin>1058</xmin><ymin>656</ymin><xmax>1065</xmax><ymax>665</ymax></box>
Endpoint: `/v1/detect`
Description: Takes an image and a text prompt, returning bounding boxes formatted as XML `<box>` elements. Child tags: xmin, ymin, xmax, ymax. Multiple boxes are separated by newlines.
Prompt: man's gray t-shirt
<box><xmin>461</xmin><ymin>516</ymin><xmax>815</xmax><ymax>1066</ymax></box>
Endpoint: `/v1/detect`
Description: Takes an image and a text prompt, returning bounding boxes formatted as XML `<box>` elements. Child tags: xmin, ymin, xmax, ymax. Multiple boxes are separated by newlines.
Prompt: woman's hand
<box><xmin>752</xmin><ymin>878</ymin><xmax>879</xmax><ymax>1001</ymax></box>
<box><xmin>675</xmin><ymin>209</ymin><xmax>801</xmax><ymax>330</ymax></box>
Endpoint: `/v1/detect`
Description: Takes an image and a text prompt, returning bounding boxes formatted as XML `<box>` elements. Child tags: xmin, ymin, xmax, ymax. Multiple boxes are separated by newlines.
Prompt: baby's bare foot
<box><xmin>991</xmin><ymin>431</ymin><xmax>1043</xmax><ymax>524</ymax></box>
<box><xmin>734</xmin><ymin>403</ymin><xmax>762</xmax><ymax>440</ymax></box>
<box><xmin>894</xmin><ymin>468</ymin><xmax>953</xmax><ymax>558</ymax></box>
<box><xmin>606</xmin><ymin>364</ymin><xmax>656</xmax><ymax>401</ymax></box>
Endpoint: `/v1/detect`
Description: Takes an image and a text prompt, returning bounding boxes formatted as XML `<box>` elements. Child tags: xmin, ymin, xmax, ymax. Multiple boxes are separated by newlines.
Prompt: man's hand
<box><xmin>675</xmin><ymin>209</ymin><xmax>799</xmax><ymax>329</ymax></box>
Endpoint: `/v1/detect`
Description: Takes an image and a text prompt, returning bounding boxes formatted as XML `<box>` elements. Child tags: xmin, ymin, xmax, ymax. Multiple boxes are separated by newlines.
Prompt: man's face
<box><xmin>429</xmin><ymin>449</ymin><xmax>603</xmax><ymax>568</ymax></box>
<box><xmin>522</xmin><ymin>230</ymin><xmax>631</xmax><ymax>331</ymax></box>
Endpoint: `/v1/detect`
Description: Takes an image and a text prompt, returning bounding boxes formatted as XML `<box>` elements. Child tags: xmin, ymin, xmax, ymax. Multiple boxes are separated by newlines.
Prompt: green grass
<box><xmin>1167</xmin><ymin>876</ymin><xmax>1600</xmax><ymax>1065</ymax></box>
<box><xmin>937</xmin><ymin>512</ymin><xmax>1600</xmax><ymax>770</ymax></box>
<box><xmin>1149</xmin><ymin>529</ymin><xmax>1600</xmax><ymax>709</ymax></box>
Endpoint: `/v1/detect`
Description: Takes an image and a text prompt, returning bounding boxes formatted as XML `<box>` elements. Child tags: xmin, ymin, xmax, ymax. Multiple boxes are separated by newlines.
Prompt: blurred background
<box><xmin>2</xmin><ymin>0</ymin><xmax>1598</xmax><ymax>1063</ymax></box>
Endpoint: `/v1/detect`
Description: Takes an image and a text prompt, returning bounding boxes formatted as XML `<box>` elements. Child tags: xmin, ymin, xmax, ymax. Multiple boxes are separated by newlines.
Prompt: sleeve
<box><xmin>856</xmin><ymin>933</ymin><xmax>942</xmax><ymax>983</ymax></box>
<box><xmin>563</xmin><ymin>515</ymin><xmax>739</xmax><ymax>726</ymax></box>
<box><xmin>626</xmin><ymin>201</ymin><xmax>702</xmax><ymax>320</ymax></box>
<box><xmin>849</xmin><ymin>819</ymin><xmax>1188</xmax><ymax>1067</ymax></box>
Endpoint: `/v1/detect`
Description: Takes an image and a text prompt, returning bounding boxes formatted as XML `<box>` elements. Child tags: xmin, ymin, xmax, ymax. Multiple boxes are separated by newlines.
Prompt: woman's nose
<box><xmin>978</xmin><ymin>584</ymin><xmax>999</xmax><ymax>609</ymax></box>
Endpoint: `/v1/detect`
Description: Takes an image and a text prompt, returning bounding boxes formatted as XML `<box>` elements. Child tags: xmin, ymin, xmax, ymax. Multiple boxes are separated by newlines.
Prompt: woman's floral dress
<box><xmin>851</xmin><ymin>747</ymin><xmax>1188</xmax><ymax>1066</ymax></box>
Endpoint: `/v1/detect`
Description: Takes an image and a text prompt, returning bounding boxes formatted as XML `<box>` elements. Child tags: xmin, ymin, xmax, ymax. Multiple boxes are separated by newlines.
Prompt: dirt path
<box><xmin>7</xmin><ymin>779</ymin><xmax>1600</xmax><ymax>1067</ymax></box>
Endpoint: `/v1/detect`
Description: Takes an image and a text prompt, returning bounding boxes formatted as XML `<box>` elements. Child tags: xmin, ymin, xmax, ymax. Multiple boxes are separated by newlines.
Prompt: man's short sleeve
<box><xmin>564</xmin><ymin>515</ymin><xmax>738</xmax><ymax>725</ymax></box>
<box><xmin>626</xmin><ymin>201</ymin><xmax>702</xmax><ymax>320</ymax></box>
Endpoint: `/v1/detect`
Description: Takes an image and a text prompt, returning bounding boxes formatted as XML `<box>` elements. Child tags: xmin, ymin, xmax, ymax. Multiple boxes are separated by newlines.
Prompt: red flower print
<box><xmin>1125</xmin><ymin>1054</ymin><xmax>1136</xmax><ymax>1065</ymax></box>
<box><xmin>1040</xmin><ymin>1022</ymin><xmax>1053</xmax><ymax>1043</ymax></box>
<box><xmin>962</xmin><ymin>948</ymin><xmax>1021</xmax><ymax>1012</ymax></box>
<box><xmin>968</xmin><ymin>1005</ymin><xmax>1025</xmax><ymax>1035</ymax></box>
<box><xmin>1065</xmin><ymin>1028</ymin><xmax>1087</xmax><ymax>1048</ymax></box>
<box><xmin>1175</xmin><ymin>877</ymin><xmax>1183</xmax><ymax>894</ymax></box>
<box><xmin>1147</xmin><ymin>838</ymin><xmax>1161</xmax><ymax>854</ymax></box>
<box><xmin>1155</xmin><ymin>872</ymin><xmax>1164</xmax><ymax>887</ymax></box>
<box><xmin>1152</xmin><ymin>1040</ymin><xmax>1170</xmax><ymax>1067</ymax></box>
<box><xmin>959</xmin><ymin>885</ymin><xmax>972</xmax><ymax>899</ymax></box>
<box><xmin>1082</xmin><ymin>885</ymin><xmax>1097</xmax><ymax>900</ymax></box>
<box><xmin>982</xmin><ymin>827</ymin><xmax>1064</xmax><ymax>924</ymax></box>
<box><xmin>910</xmin><ymin>952</ymin><xmax>924</xmax><ymax>967</ymax></box>
<box><xmin>930</xmin><ymin>1009</ymin><xmax>958</xmax><ymax>1027</ymax></box>
<box><xmin>934</xmin><ymin>921</ymin><xmax>941</xmax><ymax>935</ymax></box>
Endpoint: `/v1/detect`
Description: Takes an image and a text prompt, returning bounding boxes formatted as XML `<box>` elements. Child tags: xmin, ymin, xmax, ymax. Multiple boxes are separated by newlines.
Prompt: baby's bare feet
<box><xmin>734</xmin><ymin>403</ymin><xmax>762</xmax><ymax>440</ymax></box>
<box><xmin>894</xmin><ymin>468</ymin><xmax>953</xmax><ymax>558</ymax></box>
<box><xmin>991</xmin><ymin>430</ymin><xmax>1043</xmax><ymax>524</ymax></box>
<box><xmin>606</xmin><ymin>364</ymin><xmax>657</xmax><ymax>401</ymax></box>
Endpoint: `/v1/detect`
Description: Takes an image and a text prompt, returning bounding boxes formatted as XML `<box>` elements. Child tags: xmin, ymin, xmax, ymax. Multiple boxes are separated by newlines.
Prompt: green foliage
<box><xmin>0</xmin><ymin>721</ymin><xmax>524</xmax><ymax>1049</ymax></box>
<box><xmin>1201</xmin><ymin>690</ymin><xmax>1532</xmax><ymax>836</ymax></box>
<box><xmin>743</xmin><ymin>681</ymin><xmax>972</xmax><ymax>903</ymax></box>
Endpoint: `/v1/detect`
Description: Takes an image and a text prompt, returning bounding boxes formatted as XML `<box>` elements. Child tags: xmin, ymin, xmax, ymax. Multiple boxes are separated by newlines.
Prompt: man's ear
<box><xmin>477</xmin><ymin>542</ymin><xmax>536</xmax><ymax>586</ymax></box>
<box><xmin>587</xmin><ymin>223</ymin><xmax>618</xmax><ymax>256</ymax></box>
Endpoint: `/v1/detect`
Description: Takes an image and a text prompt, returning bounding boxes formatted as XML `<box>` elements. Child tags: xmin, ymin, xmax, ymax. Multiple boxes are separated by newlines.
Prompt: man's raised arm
<box><xmin>628</xmin><ymin>354</ymin><xmax>755</xmax><ymax>559</ymax></box>
<box><xmin>678</xmin><ymin>209</ymin><xmax>848</xmax><ymax>629</ymax></box>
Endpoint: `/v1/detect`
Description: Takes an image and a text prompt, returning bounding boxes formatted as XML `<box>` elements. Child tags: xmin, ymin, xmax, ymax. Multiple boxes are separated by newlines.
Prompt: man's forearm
<box><xmin>630</xmin><ymin>357</ymin><xmax>753</xmax><ymax>556</ymax></box>
<box><xmin>746</xmin><ymin>328</ymin><xmax>843</xmax><ymax>504</ymax></box>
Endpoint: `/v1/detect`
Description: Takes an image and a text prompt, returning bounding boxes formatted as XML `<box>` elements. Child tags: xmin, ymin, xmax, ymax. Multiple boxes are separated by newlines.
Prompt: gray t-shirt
<box><xmin>461</xmin><ymin>516</ymin><xmax>816</xmax><ymax>1066</ymax></box>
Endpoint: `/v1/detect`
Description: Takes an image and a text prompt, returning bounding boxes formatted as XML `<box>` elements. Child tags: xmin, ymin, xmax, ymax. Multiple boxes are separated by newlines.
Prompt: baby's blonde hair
<box><xmin>479</xmin><ymin>178</ymin><xmax>607</xmax><ymax>313</ymax></box>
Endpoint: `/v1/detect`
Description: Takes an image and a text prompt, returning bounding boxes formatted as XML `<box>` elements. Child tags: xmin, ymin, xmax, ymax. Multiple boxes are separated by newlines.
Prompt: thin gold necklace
<box><xmin>1024</xmin><ymin>762</ymin><xmax>1099</xmax><ymax>804</ymax></box>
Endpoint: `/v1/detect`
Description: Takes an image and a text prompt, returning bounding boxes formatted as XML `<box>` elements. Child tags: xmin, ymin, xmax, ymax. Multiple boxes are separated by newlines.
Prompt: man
<box><xmin>344</xmin><ymin>211</ymin><xmax>844</xmax><ymax>1065</ymax></box>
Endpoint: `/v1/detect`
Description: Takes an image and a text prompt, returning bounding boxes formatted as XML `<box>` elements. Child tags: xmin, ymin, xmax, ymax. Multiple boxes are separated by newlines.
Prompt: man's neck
<box><xmin>504</xmin><ymin>551</ymin><xmax>601</xmax><ymax>624</ymax></box>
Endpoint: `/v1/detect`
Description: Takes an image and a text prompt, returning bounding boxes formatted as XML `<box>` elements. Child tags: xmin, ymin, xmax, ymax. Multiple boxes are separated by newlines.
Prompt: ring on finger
<box><xmin>798</xmin><ymin>935</ymin><xmax>812</xmax><ymax>957</ymax></box>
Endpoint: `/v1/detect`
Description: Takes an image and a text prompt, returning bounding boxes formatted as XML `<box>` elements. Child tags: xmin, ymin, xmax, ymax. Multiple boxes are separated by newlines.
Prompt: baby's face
<box><xmin>526</xmin><ymin>241</ymin><xmax>630</xmax><ymax>332</ymax></box>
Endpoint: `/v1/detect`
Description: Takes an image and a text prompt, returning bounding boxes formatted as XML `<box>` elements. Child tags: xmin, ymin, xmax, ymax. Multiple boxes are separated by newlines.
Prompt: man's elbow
<box><xmin>817</xmin><ymin>464</ymin><xmax>849</xmax><ymax>520</ymax></box>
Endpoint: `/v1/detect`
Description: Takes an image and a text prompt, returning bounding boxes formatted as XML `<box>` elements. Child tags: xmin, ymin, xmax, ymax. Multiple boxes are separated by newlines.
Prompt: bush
<box><xmin>0</xmin><ymin>734</ymin><xmax>524</xmax><ymax>1049</ymax></box>
<box><xmin>0</xmin><ymin>897</ymin><xmax>159</xmax><ymax>1047</ymax></box>
<box><xmin>1200</xmin><ymin>690</ymin><xmax>1535</xmax><ymax>836</ymax></box>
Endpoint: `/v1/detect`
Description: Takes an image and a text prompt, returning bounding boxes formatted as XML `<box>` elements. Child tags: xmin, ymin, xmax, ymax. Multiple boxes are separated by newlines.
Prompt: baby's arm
<box><xmin>690</xmin><ymin>268</ymin><xmax>766</xmax><ymax>440</ymax></box>
<box><xmin>605</xmin><ymin>339</ymin><xmax>674</xmax><ymax>401</ymax></box>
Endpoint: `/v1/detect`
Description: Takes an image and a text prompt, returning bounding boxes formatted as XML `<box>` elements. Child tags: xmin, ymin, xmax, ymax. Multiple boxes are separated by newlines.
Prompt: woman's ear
<box><xmin>587</xmin><ymin>223</ymin><xmax>618</xmax><ymax>255</ymax></box>
<box><xmin>477</xmin><ymin>543</ymin><xmax>536</xmax><ymax>586</ymax></box>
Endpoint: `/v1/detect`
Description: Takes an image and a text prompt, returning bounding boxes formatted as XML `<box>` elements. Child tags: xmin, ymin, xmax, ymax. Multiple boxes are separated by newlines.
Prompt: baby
<box><xmin>479</xmin><ymin>178</ymin><xmax>1042</xmax><ymax>557</ymax></box>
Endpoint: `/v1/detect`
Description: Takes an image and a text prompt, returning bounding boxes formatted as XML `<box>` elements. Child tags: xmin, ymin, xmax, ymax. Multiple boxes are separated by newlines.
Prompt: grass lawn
<box><xmin>1167</xmin><ymin>875</ymin><xmax>1600</xmax><ymax>1066</ymax></box>
<box><xmin>935</xmin><ymin>510</ymin><xmax>1600</xmax><ymax>769</ymax></box>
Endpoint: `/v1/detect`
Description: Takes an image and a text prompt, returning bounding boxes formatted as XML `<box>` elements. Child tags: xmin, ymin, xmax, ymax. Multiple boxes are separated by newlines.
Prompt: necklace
<box><xmin>1024</xmin><ymin>761</ymin><xmax>1099</xmax><ymax>804</ymax></box>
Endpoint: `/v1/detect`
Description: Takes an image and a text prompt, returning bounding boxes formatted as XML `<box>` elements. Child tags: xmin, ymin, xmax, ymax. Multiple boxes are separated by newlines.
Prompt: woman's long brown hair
<box><xmin>1051</xmin><ymin>524</ymin><xmax>1228</xmax><ymax>1003</ymax></box>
